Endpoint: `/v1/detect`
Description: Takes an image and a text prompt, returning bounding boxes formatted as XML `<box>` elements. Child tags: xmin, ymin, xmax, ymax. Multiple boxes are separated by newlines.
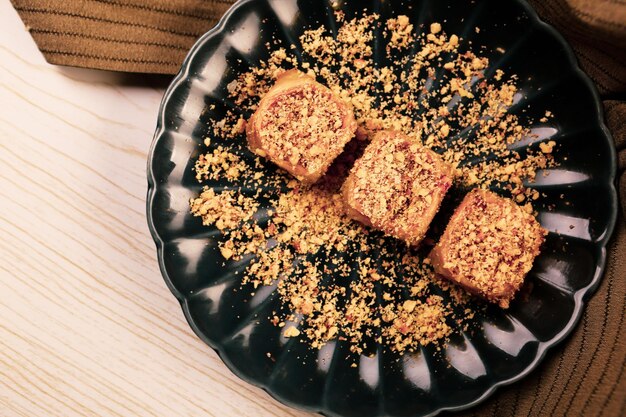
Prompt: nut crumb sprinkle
<box><xmin>189</xmin><ymin>13</ymin><xmax>552</xmax><ymax>356</ymax></box>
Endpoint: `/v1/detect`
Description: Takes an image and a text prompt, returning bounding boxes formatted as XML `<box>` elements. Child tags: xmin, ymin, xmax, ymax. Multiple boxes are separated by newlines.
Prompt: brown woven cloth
<box><xmin>12</xmin><ymin>0</ymin><xmax>625</xmax><ymax>415</ymax></box>
<box><xmin>11</xmin><ymin>0</ymin><xmax>234</xmax><ymax>74</ymax></box>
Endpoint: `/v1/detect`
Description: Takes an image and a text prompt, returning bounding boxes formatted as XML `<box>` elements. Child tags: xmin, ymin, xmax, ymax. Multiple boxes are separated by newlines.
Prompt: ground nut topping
<box><xmin>188</xmin><ymin>13</ymin><xmax>552</xmax><ymax>356</ymax></box>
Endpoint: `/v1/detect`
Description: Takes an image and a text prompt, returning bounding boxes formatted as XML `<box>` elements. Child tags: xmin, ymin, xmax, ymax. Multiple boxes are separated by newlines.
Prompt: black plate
<box><xmin>146</xmin><ymin>0</ymin><xmax>618</xmax><ymax>415</ymax></box>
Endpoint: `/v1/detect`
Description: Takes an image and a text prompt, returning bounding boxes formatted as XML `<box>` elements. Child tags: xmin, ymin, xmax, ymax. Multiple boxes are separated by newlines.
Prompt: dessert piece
<box><xmin>246</xmin><ymin>69</ymin><xmax>358</xmax><ymax>183</ymax></box>
<box><xmin>342</xmin><ymin>130</ymin><xmax>454</xmax><ymax>245</ymax></box>
<box><xmin>429</xmin><ymin>189</ymin><xmax>546</xmax><ymax>308</ymax></box>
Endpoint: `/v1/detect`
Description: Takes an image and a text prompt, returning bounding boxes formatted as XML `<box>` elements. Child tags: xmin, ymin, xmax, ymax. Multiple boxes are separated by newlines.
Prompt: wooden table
<box><xmin>0</xmin><ymin>3</ymin><xmax>308</xmax><ymax>416</ymax></box>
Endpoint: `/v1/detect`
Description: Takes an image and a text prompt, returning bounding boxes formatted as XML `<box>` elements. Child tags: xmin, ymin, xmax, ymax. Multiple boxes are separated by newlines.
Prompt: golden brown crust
<box><xmin>430</xmin><ymin>189</ymin><xmax>546</xmax><ymax>308</ymax></box>
<box><xmin>342</xmin><ymin>130</ymin><xmax>454</xmax><ymax>246</ymax></box>
<box><xmin>246</xmin><ymin>69</ymin><xmax>358</xmax><ymax>183</ymax></box>
<box><xmin>341</xmin><ymin>174</ymin><xmax>373</xmax><ymax>227</ymax></box>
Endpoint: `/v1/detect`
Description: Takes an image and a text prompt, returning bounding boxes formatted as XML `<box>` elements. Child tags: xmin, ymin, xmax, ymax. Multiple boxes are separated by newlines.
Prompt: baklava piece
<box><xmin>429</xmin><ymin>189</ymin><xmax>546</xmax><ymax>308</ymax></box>
<box><xmin>246</xmin><ymin>70</ymin><xmax>357</xmax><ymax>183</ymax></box>
<box><xmin>342</xmin><ymin>130</ymin><xmax>454</xmax><ymax>246</ymax></box>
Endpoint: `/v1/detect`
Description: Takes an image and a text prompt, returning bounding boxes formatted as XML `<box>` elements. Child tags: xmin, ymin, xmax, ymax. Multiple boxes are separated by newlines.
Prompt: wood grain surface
<box><xmin>0</xmin><ymin>2</ymin><xmax>308</xmax><ymax>416</ymax></box>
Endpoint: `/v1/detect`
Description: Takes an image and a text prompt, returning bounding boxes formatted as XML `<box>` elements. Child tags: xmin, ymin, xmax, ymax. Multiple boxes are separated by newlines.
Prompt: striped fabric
<box><xmin>11</xmin><ymin>0</ymin><xmax>626</xmax><ymax>416</ymax></box>
<box><xmin>11</xmin><ymin>0</ymin><xmax>233</xmax><ymax>74</ymax></box>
